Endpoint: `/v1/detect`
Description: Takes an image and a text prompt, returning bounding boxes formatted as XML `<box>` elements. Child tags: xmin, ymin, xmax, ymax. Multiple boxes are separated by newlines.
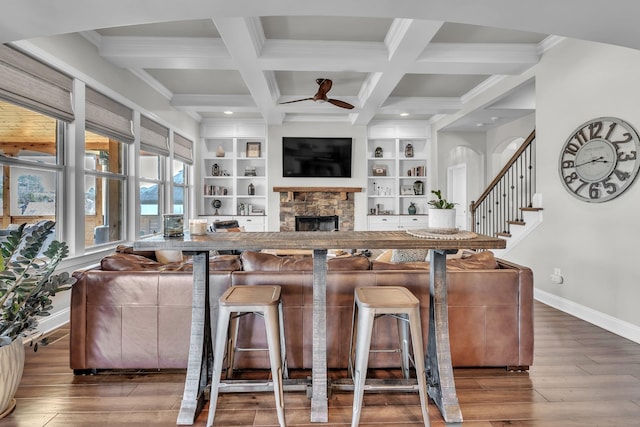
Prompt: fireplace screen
<box><xmin>295</xmin><ymin>215</ymin><xmax>339</xmax><ymax>231</ymax></box>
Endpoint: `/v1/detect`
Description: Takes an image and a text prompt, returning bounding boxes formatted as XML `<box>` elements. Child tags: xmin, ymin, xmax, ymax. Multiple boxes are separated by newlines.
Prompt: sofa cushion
<box><xmin>371</xmin><ymin>250</ymin><xmax>498</xmax><ymax>271</ymax></box>
<box><xmin>115</xmin><ymin>244</ymin><xmax>157</xmax><ymax>261</ymax></box>
<box><xmin>240</xmin><ymin>251</ymin><xmax>370</xmax><ymax>271</ymax></box>
<box><xmin>101</xmin><ymin>252</ymin><xmax>164</xmax><ymax>271</ymax></box>
<box><xmin>170</xmin><ymin>255</ymin><xmax>243</xmax><ymax>271</ymax></box>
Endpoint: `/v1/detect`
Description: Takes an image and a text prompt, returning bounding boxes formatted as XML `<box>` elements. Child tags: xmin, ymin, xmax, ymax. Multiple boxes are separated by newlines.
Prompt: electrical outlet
<box><xmin>550</xmin><ymin>267</ymin><xmax>563</xmax><ymax>284</ymax></box>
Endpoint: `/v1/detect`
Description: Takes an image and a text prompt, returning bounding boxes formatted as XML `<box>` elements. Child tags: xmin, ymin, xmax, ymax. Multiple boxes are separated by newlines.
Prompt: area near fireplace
<box><xmin>274</xmin><ymin>187</ymin><xmax>363</xmax><ymax>232</ymax></box>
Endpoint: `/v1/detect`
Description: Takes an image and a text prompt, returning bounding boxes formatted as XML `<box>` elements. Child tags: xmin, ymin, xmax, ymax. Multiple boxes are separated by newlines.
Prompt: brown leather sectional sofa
<box><xmin>70</xmin><ymin>248</ymin><xmax>533</xmax><ymax>373</ymax></box>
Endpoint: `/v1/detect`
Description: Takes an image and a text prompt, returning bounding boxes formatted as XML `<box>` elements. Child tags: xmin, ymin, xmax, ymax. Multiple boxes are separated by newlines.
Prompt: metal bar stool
<box><xmin>206</xmin><ymin>285</ymin><xmax>287</xmax><ymax>427</ymax></box>
<box><xmin>348</xmin><ymin>286</ymin><xmax>430</xmax><ymax>427</ymax></box>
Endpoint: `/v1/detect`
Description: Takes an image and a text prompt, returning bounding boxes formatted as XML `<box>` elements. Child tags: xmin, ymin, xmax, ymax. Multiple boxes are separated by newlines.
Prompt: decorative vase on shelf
<box><xmin>215</xmin><ymin>145</ymin><xmax>225</xmax><ymax>157</ymax></box>
<box><xmin>408</xmin><ymin>202</ymin><xmax>417</xmax><ymax>215</ymax></box>
<box><xmin>248</xmin><ymin>182</ymin><xmax>255</xmax><ymax>195</ymax></box>
<box><xmin>211</xmin><ymin>163</ymin><xmax>220</xmax><ymax>176</ymax></box>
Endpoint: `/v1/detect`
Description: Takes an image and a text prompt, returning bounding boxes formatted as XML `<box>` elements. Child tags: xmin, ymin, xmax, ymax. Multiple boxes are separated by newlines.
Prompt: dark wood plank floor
<box><xmin>3</xmin><ymin>301</ymin><xmax>640</xmax><ymax>426</ymax></box>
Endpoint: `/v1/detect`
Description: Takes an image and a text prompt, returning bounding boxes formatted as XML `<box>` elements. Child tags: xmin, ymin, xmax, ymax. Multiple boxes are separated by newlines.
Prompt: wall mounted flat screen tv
<box><xmin>283</xmin><ymin>137</ymin><xmax>352</xmax><ymax>178</ymax></box>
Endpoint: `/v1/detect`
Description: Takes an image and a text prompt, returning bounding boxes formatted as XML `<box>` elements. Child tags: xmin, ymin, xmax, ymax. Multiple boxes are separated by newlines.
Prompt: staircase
<box><xmin>470</xmin><ymin>129</ymin><xmax>542</xmax><ymax>256</ymax></box>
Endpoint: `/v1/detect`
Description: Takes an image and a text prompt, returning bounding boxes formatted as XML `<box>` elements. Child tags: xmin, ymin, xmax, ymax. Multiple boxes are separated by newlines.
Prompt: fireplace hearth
<box><xmin>295</xmin><ymin>215</ymin><xmax>339</xmax><ymax>232</ymax></box>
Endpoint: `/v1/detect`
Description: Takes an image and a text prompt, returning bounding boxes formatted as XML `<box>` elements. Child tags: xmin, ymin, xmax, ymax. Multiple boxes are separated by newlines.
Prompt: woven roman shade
<box><xmin>140</xmin><ymin>115</ymin><xmax>169</xmax><ymax>156</ymax></box>
<box><xmin>173</xmin><ymin>133</ymin><xmax>193</xmax><ymax>164</ymax></box>
<box><xmin>85</xmin><ymin>86</ymin><xmax>134</xmax><ymax>143</ymax></box>
<box><xmin>0</xmin><ymin>44</ymin><xmax>74</xmax><ymax>121</ymax></box>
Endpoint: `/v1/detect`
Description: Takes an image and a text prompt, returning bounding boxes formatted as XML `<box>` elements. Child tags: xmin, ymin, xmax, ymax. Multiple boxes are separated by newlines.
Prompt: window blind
<box><xmin>173</xmin><ymin>133</ymin><xmax>193</xmax><ymax>164</ymax></box>
<box><xmin>85</xmin><ymin>87</ymin><xmax>134</xmax><ymax>143</ymax></box>
<box><xmin>140</xmin><ymin>115</ymin><xmax>169</xmax><ymax>156</ymax></box>
<box><xmin>0</xmin><ymin>44</ymin><xmax>74</xmax><ymax>121</ymax></box>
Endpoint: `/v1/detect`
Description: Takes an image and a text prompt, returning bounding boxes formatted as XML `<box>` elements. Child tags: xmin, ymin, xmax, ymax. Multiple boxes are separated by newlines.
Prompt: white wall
<box><xmin>486</xmin><ymin>113</ymin><xmax>536</xmax><ymax>177</ymax></box>
<box><xmin>267</xmin><ymin>122</ymin><xmax>368</xmax><ymax>231</ymax></box>
<box><xmin>505</xmin><ymin>38</ymin><xmax>640</xmax><ymax>332</ymax></box>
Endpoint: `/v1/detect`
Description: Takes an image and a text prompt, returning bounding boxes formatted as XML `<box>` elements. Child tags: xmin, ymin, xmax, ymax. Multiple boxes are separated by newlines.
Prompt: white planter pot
<box><xmin>428</xmin><ymin>208</ymin><xmax>456</xmax><ymax>229</ymax></box>
<box><xmin>0</xmin><ymin>338</ymin><xmax>24</xmax><ymax>418</ymax></box>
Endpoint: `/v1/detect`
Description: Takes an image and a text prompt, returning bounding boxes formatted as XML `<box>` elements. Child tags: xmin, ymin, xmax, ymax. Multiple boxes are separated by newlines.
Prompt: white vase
<box><xmin>428</xmin><ymin>208</ymin><xmax>456</xmax><ymax>229</ymax></box>
<box><xmin>0</xmin><ymin>338</ymin><xmax>24</xmax><ymax>418</ymax></box>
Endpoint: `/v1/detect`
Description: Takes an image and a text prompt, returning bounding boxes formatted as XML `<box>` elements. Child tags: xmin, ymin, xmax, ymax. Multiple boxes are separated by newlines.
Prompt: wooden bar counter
<box><xmin>134</xmin><ymin>230</ymin><xmax>505</xmax><ymax>424</ymax></box>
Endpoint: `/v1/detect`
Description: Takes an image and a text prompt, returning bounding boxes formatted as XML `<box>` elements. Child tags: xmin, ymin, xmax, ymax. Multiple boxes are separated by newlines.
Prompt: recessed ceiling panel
<box><xmin>275</xmin><ymin>71</ymin><xmax>366</xmax><ymax>96</ymax></box>
<box><xmin>96</xmin><ymin>19</ymin><xmax>219</xmax><ymax>37</ymax></box>
<box><xmin>432</xmin><ymin>22</ymin><xmax>547</xmax><ymax>43</ymax></box>
<box><xmin>391</xmin><ymin>74</ymin><xmax>490</xmax><ymax>97</ymax></box>
<box><xmin>146</xmin><ymin>69</ymin><xmax>248</xmax><ymax>95</ymax></box>
<box><xmin>262</xmin><ymin>16</ymin><xmax>392</xmax><ymax>42</ymax></box>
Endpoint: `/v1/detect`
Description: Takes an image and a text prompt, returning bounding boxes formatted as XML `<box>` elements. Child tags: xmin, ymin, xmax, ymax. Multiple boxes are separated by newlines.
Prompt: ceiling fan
<box><xmin>279</xmin><ymin>78</ymin><xmax>355</xmax><ymax>109</ymax></box>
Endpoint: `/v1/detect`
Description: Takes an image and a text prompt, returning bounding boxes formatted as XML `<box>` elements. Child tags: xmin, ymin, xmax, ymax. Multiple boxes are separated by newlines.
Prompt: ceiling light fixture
<box><xmin>400</xmin><ymin>112</ymin><xmax>409</xmax><ymax>117</ymax></box>
<box><xmin>476</xmin><ymin>123</ymin><xmax>484</xmax><ymax>127</ymax></box>
<box><xmin>223</xmin><ymin>110</ymin><xmax>233</xmax><ymax>115</ymax></box>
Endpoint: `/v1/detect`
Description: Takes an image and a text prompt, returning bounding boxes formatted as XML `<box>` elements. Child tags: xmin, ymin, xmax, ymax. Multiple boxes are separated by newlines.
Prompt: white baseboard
<box><xmin>35</xmin><ymin>307</ymin><xmax>70</xmax><ymax>336</ymax></box>
<box><xmin>535</xmin><ymin>288</ymin><xmax>640</xmax><ymax>344</ymax></box>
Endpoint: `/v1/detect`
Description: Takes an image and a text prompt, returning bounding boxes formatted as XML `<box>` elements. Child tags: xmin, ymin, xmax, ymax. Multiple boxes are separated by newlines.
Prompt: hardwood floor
<box><xmin>3</xmin><ymin>301</ymin><xmax>640</xmax><ymax>426</ymax></box>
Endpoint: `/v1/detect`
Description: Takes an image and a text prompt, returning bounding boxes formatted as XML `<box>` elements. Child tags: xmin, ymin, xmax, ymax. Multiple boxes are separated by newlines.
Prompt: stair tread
<box><xmin>521</xmin><ymin>207</ymin><xmax>543</xmax><ymax>212</ymax></box>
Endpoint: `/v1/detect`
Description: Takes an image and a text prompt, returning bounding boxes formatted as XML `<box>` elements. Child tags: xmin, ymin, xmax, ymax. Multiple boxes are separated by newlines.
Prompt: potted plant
<box><xmin>427</xmin><ymin>190</ymin><xmax>457</xmax><ymax>229</ymax></box>
<box><xmin>0</xmin><ymin>221</ymin><xmax>75</xmax><ymax>417</ymax></box>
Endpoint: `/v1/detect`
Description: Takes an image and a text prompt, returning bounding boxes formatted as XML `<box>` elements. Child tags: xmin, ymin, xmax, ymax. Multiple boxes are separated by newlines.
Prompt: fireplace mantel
<box><xmin>273</xmin><ymin>186</ymin><xmax>363</xmax><ymax>201</ymax></box>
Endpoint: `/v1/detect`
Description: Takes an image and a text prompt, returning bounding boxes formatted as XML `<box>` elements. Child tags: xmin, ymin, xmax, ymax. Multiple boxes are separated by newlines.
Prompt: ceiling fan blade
<box><xmin>327</xmin><ymin>98</ymin><xmax>355</xmax><ymax>109</ymax></box>
<box><xmin>279</xmin><ymin>97</ymin><xmax>313</xmax><ymax>105</ymax></box>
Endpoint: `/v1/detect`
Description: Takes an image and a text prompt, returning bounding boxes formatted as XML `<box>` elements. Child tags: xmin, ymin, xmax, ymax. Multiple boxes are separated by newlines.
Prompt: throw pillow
<box><xmin>155</xmin><ymin>250</ymin><xmax>184</xmax><ymax>264</ymax></box>
<box><xmin>390</xmin><ymin>249</ymin><xmax>429</xmax><ymax>263</ymax></box>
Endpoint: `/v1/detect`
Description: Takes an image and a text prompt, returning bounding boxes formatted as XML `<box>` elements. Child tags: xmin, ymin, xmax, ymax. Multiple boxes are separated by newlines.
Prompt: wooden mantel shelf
<box><xmin>273</xmin><ymin>186</ymin><xmax>363</xmax><ymax>201</ymax></box>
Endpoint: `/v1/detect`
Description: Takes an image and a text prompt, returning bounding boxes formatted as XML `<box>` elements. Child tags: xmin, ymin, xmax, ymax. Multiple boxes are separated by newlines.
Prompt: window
<box><xmin>139</xmin><ymin>150</ymin><xmax>164</xmax><ymax>236</ymax></box>
<box><xmin>0</xmin><ymin>100</ymin><xmax>63</xmax><ymax>229</ymax></box>
<box><xmin>172</xmin><ymin>158</ymin><xmax>189</xmax><ymax>215</ymax></box>
<box><xmin>83</xmin><ymin>87</ymin><xmax>133</xmax><ymax>247</ymax></box>
<box><xmin>84</xmin><ymin>130</ymin><xmax>128</xmax><ymax>246</ymax></box>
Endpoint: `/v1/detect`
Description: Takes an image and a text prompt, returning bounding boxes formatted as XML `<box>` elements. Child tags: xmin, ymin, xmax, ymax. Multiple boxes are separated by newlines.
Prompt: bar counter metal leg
<box><xmin>311</xmin><ymin>249</ymin><xmax>328</xmax><ymax>422</ymax></box>
<box><xmin>425</xmin><ymin>249</ymin><xmax>463</xmax><ymax>423</ymax></box>
<box><xmin>177</xmin><ymin>251</ymin><xmax>211</xmax><ymax>425</ymax></box>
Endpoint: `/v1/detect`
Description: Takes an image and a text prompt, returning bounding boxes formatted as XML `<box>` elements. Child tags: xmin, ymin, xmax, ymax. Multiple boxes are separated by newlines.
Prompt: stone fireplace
<box><xmin>274</xmin><ymin>187</ymin><xmax>363</xmax><ymax>232</ymax></box>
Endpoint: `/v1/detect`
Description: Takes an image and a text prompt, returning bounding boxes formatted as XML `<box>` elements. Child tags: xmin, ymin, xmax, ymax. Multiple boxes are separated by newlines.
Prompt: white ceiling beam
<box><xmin>171</xmin><ymin>94</ymin><xmax>257</xmax><ymax>112</ymax></box>
<box><xmin>380</xmin><ymin>96</ymin><xmax>461</xmax><ymax>114</ymax></box>
<box><xmin>353</xmin><ymin>19</ymin><xmax>444</xmax><ymax>125</ymax></box>
<box><xmin>213</xmin><ymin>17</ymin><xmax>284</xmax><ymax>125</ymax></box>
<box><xmin>259</xmin><ymin>40</ymin><xmax>388</xmax><ymax>72</ymax></box>
<box><xmin>411</xmin><ymin>42</ymin><xmax>539</xmax><ymax>75</ymax></box>
<box><xmin>99</xmin><ymin>35</ymin><xmax>235</xmax><ymax>69</ymax></box>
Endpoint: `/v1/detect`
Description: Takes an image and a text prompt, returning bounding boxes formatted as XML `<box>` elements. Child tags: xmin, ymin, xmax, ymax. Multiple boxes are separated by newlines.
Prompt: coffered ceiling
<box><xmin>3</xmin><ymin>1</ymin><xmax>640</xmax><ymax>131</ymax></box>
<box><xmin>80</xmin><ymin>17</ymin><xmax>545</xmax><ymax>130</ymax></box>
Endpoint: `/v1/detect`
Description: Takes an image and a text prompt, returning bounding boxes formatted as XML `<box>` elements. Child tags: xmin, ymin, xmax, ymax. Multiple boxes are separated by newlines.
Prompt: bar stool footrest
<box><xmin>331</xmin><ymin>378</ymin><xmax>419</xmax><ymax>392</ymax></box>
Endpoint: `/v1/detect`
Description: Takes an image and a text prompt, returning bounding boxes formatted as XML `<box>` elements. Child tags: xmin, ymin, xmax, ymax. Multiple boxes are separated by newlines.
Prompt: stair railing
<box><xmin>470</xmin><ymin>129</ymin><xmax>536</xmax><ymax>237</ymax></box>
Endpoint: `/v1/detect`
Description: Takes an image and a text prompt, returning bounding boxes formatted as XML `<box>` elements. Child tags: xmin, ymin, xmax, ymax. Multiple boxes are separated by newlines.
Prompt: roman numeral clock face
<box><xmin>559</xmin><ymin>117</ymin><xmax>640</xmax><ymax>202</ymax></box>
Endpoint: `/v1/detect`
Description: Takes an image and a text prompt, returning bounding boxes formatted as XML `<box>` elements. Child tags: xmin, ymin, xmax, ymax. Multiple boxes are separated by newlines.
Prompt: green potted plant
<box><xmin>427</xmin><ymin>190</ymin><xmax>457</xmax><ymax>229</ymax></box>
<box><xmin>0</xmin><ymin>221</ymin><xmax>75</xmax><ymax>417</ymax></box>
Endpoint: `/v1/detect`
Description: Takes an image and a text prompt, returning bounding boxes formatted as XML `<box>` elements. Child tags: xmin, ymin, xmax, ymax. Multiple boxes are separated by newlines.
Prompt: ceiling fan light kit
<box><xmin>280</xmin><ymin>78</ymin><xmax>355</xmax><ymax>109</ymax></box>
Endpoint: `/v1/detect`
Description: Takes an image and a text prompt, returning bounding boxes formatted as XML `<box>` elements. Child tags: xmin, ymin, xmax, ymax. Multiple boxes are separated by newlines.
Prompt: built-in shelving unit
<box><xmin>367</xmin><ymin>137</ymin><xmax>430</xmax><ymax>230</ymax></box>
<box><xmin>199</xmin><ymin>136</ymin><xmax>266</xmax><ymax>230</ymax></box>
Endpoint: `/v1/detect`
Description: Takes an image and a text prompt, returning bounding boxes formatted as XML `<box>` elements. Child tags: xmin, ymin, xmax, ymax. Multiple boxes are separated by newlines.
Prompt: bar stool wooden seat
<box><xmin>348</xmin><ymin>286</ymin><xmax>430</xmax><ymax>427</ymax></box>
<box><xmin>207</xmin><ymin>285</ymin><xmax>287</xmax><ymax>427</ymax></box>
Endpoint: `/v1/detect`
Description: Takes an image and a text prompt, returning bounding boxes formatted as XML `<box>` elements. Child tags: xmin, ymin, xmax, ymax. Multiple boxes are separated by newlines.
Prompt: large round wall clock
<box><xmin>559</xmin><ymin>117</ymin><xmax>640</xmax><ymax>202</ymax></box>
